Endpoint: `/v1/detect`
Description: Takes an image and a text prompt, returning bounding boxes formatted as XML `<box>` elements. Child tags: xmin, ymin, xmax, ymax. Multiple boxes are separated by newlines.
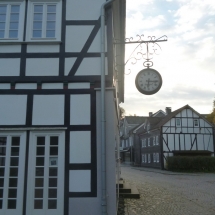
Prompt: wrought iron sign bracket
<box><xmin>114</xmin><ymin>34</ymin><xmax>168</xmax><ymax>71</ymax></box>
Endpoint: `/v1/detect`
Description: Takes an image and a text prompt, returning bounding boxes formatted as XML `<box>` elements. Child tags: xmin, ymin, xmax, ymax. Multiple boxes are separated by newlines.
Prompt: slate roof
<box><xmin>150</xmin><ymin>104</ymin><xmax>213</xmax><ymax>130</ymax></box>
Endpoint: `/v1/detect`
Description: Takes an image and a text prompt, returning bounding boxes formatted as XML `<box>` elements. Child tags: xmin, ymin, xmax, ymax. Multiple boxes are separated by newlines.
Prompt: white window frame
<box><xmin>148</xmin><ymin>154</ymin><xmax>151</xmax><ymax>163</ymax></box>
<box><xmin>176</xmin><ymin>118</ymin><xmax>181</xmax><ymax>127</ymax></box>
<box><xmin>153</xmin><ymin>153</ymin><xmax>156</xmax><ymax>162</ymax></box>
<box><xmin>156</xmin><ymin>153</ymin><xmax>159</xmax><ymax>163</ymax></box>
<box><xmin>141</xmin><ymin>139</ymin><xmax>146</xmax><ymax>148</ymax></box>
<box><xmin>26</xmin><ymin>0</ymin><xmax>62</xmax><ymax>42</ymax></box>
<box><xmin>147</xmin><ymin>138</ymin><xmax>150</xmax><ymax>147</ymax></box>
<box><xmin>142</xmin><ymin>154</ymin><xmax>145</xmax><ymax>163</ymax></box>
<box><xmin>153</xmin><ymin>136</ymin><xmax>155</xmax><ymax>146</ymax></box>
<box><xmin>156</xmin><ymin>135</ymin><xmax>159</xmax><ymax>145</ymax></box>
<box><xmin>0</xmin><ymin>1</ymin><xmax>25</xmax><ymax>42</ymax></box>
<box><xmin>193</xmin><ymin>119</ymin><xmax>199</xmax><ymax>127</ymax></box>
<box><xmin>144</xmin><ymin>154</ymin><xmax>147</xmax><ymax>163</ymax></box>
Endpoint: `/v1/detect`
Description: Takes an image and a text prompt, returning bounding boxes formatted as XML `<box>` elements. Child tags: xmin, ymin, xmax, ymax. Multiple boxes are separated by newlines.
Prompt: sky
<box><xmin>120</xmin><ymin>0</ymin><xmax>215</xmax><ymax>116</ymax></box>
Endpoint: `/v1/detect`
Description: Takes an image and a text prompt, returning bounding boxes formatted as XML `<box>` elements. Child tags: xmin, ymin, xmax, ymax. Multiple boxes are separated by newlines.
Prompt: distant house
<box><xmin>138</xmin><ymin>105</ymin><xmax>215</xmax><ymax>169</ymax></box>
<box><xmin>120</xmin><ymin>116</ymin><xmax>146</xmax><ymax>162</ymax></box>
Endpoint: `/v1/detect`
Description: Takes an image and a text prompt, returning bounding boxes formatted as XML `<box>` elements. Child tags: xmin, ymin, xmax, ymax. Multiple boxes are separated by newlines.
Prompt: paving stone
<box><xmin>118</xmin><ymin>165</ymin><xmax>215</xmax><ymax>215</ymax></box>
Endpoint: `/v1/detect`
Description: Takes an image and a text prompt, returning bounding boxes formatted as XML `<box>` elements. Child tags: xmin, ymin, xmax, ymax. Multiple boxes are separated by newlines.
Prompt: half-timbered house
<box><xmin>0</xmin><ymin>0</ymin><xmax>126</xmax><ymax>214</ymax></box>
<box><xmin>139</xmin><ymin>105</ymin><xmax>215</xmax><ymax>169</ymax></box>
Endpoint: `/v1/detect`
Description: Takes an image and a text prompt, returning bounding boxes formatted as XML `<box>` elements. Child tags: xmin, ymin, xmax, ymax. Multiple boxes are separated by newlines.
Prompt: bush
<box><xmin>166</xmin><ymin>156</ymin><xmax>215</xmax><ymax>172</ymax></box>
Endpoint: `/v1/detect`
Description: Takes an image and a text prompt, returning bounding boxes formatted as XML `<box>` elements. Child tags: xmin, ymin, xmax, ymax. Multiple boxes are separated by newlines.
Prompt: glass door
<box><xmin>0</xmin><ymin>133</ymin><xmax>26</xmax><ymax>215</ymax></box>
<box><xmin>26</xmin><ymin>132</ymin><xmax>65</xmax><ymax>215</ymax></box>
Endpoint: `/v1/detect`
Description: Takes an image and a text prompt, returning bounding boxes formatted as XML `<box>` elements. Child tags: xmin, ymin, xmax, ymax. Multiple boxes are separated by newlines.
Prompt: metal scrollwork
<box><xmin>115</xmin><ymin>34</ymin><xmax>167</xmax><ymax>74</ymax></box>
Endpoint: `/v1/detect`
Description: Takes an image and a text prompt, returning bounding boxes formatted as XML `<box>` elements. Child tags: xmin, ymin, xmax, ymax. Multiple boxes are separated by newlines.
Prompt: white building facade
<box><xmin>0</xmin><ymin>0</ymin><xmax>126</xmax><ymax>214</ymax></box>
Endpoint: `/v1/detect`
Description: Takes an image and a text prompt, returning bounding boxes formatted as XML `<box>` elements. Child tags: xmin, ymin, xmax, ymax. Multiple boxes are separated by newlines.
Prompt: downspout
<box><xmin>101</xmin><ymin>0</ymin><xmax>115</xmax><ymax>214</ymax></box>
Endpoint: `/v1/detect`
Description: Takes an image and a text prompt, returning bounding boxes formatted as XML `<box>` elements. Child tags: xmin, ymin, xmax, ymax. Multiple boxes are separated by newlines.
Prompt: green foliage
<box><xmin>206</xmin><ymin>108</ymin><xmax>215</xmax><ymax>124</ymax></box>
<box><xmin>167</xmin><ymin>156</ymin><xmax>215</xmax><ymax>172</ymax></box>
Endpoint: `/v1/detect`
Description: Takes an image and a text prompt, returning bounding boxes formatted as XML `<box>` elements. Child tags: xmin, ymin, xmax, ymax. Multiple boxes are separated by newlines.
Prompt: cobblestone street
<box><xmin>120</xmin><ymin>165</ymin><xmax>215</xmax><ymax>215</ymax></box>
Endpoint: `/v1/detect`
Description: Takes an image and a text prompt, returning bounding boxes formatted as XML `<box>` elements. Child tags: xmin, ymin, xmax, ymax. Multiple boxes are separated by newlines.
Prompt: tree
<box><xmin>119</xmin><ymin>107</ymin><xmax>125</xmax><ymax>119</ymax></box>
<box><xmin>206</xmin><ymin>98</ymin><xmax>215</xmax><ymax>124</ymax></box>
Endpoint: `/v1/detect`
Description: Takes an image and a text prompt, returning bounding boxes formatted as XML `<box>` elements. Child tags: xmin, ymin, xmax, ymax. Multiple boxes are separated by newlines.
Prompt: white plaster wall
<box><xmin>42</xmin><ymin>83</ymin><xmax>63</xmax><ymax>89</ymax></box>
<box><xmin>66</xmin><ymin>26</ymin><xmax>93</xmax><ymax>52</ymax></box>
<box><xmin>185</xmin><ymin>134</ymin><xmax>191</xmax><ymax>150</ymax></box>
<box><xmin>26</xmin><ymin>58</ymin><xmax>59</xmax><ymax>76</ymax></box>
<box><xmin>0</xmin><ymin>83</ymin><xmax>10</xmax><ymax>89</ymax></box>
<box><xmin>69</xmin><ymin>170</ymin><xmax>91</xmax><ymax>192</ymax></box>
<box><xmin>0</xmin><ymin>95</ymin><xmax>27</xmax><ymax>125</ymax></box>
<box><xmin>27</xmin><ymin>45</ymin><xmax>60</xmax><ymax>53</ymax></box>
<box><xmin>181</xmin><ymin>109</ymin><xmax>186</xmax><ymax>117</ymax></box>
<box><xmin>70</xmin><ymin>131</ymin><xmax>91</xmax><ymax>163</ymax></box>
<box><xmin>70</xmin><ymin>94</ymin><xmax>90</xmax><ymax>125</ymax></box>
<box><xmin>66</xmin><ymin>0</ymin><xmax>105</xmax><ymax>20</ymax></box>
<box><xmin>32</xmin><ymin>95</ymin><xmax>64</xmax><ymax>125</ymax></box>
<box><xmin>75</xmin><ymin>57</ymin><xmax>107</xmax><ymax>76</ymax></box>
<box><xmin>0</xmin><ymin>59</ymin><xmax>20</xmax><ymax>76</ymax></box>
<box><xmin>64</xmin><ymin>58</ymin><xmax>77</xmax><ymax>76</ymax></box>
<box><xmin>187</xmin><ymin>109</ymin><xmax>192</xmax><ymax>116</ymax></box>
<box><xmin>15</xmin><ymin>83</ymin><xmax>37</xmax><ymax>89</ymax></box>
<box><xmin>69</xmin><ymin>198</ymin><xmax>100</xmax><ymax>215</ymax></box>
<box><xmin>68</xmin><ymin>83</ymin><xmax>90</xmax><ymax>89</ymax></box>
<box><xmin>0</xmin><ymin>45</ymin><xmax>21</xmax><ymax>53</ymax></box>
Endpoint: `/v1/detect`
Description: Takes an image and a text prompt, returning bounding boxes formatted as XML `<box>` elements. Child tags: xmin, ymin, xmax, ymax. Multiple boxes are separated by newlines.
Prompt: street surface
<box><xmin>120</xmin><ymin>165</ymin><xmax>215</xmax><ymax>215</ymax></box>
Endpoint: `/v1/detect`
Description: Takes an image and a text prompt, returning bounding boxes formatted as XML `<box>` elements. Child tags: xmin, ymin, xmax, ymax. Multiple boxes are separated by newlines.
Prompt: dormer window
<box><xmin>176</xmin><ymin>118</ymin><xmax>181</xmax><ymax>127</ymax></box>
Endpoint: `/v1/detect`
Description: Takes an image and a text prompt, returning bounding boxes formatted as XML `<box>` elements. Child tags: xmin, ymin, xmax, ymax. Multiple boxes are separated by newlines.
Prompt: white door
<box><xmin>0</xmin><ymin>132</ymin><xmax>26</xmax><ymax>215</ymax></box>
<box><xmin>26</xmin><ymin>131</ymin><xmax>65</xmax><ymax>215</ymax></box>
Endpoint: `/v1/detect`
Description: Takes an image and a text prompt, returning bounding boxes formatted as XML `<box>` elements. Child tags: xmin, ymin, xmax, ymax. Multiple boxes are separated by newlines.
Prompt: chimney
<box><xmin>149</xmin><ymin>112</ymin><xmax>153</xmax><ymax>117</ymax></box>
<box><xmin>165</xmin><ymin>107</ymin><xmax>171</xmax><ymax>115</ymax></box>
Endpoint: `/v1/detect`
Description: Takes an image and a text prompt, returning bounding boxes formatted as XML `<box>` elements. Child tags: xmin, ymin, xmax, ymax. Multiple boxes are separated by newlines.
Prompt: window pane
<box><xmin>48</xmin><ymin>188</ymin><xmax>57</xmax><ymax>198</ymax></box>
<box><xmin>8</xmin><ymin>189</ymin><xmax>17</xmax><ymax>198</ymax></box>
<box><xmin>47</xmin><ymin>5</ymin><xmax>56</xmax><ymax>13</ymax></box>
<box><xmin>35</xmin><ymin>178</ymin><xmax>44</xmax><ymax>187</ymax></box>
<box><xmin>0</xmin><ymin>189</ymin><xmax>3</xmax><ymax>198</ymax></box>
<box><xmin>0</xmin><ymin>14</ymin><xmax>6</xmax><ymax>22</ymax></box>
<box><xmin>46</xmin><ymin>30</ymin><xmax>55</xmax><ymax>38</ymax></box>
<box><xmin>0</xmin><ymin>30</ymin><xmax>4</xmax><ymax>38</ymax></box>
<box><xmin>9</xmin><ymin>30</ymin><xmax>18</xmax><ymax>38</ymax></box>
<box><xmin>0</xmin><ymin>178</ymin><xmax>4</xmax><ymax>187</ymax></box>
<box><xmin>34</xmin><ymin>200</ymin><xmax>43</xmax><ymax>209</ymax></box>
<box><xmin>8</xmin><ymin>200</ymin><xmax>16</xmax><ymax>209</ymax></box>
<box><xmin>36</xmin><ymin>157</ymin><xmax>44</xmax><ymax>166</ymax></box>
<box><xmin>35</xmin><ymin>167</ymin><xmax>44</xmax><ymax>176</ymax></box>
<box><xmin>36</xmin><ymin>147</ymin><xmax>45</xmax><ymax>156</ymax></box>
<box><xmin>10</xmin><ymin>14</ymin><xmax>19</xmax><ymax>21</ymax></box>
<box><xmin>34</xmin><ymin>189</ymin><xmax>43</xmax><ymax>198</ymax></box>
<box><xmin>10</xmin><ymin>168</ymin><xmax>18</xmax><ymax>177</ymax></box>
<box><xmin>0</xmin><ymin>6</ymin><xmax>7</xmax><ymax>13</ymax></box>
<box><xmin>0</xmin><ymin>200</ymin><xmax>2</xmax><ymax>209</ymax></box>
<box><xmin>10</xmin><ymin>157</ymin><xmax>19</xmax><ymax>166</ymax></box>
<box><xmin>50</xmin><ymin>136</ymin><xmax>58</xmax><ymax>145</ymax></box>
<box><xmin>0</xmin><ymin>158</ymin><xmax>5</xmax><ymax>166</ymax></box>
<box><xmin>50</xmin><ymin>147</ymin><xmax>58</xmax><ymax>155</ymax></box>
<box><xmin>37</xmin><ymin>137</ymin><xmax>45</xmax><ymax>145</ymax></box>
<box><xmin>48</xmin><ymin>200</ymin><xmax>57</xmax><ymax>209</ymax></box>
<box><xmin>0</xmin><ymin>137</ymin><xmax>6</xmax><ymax>146</ymax></box>
<box><xmin>49</xmin><ymin>178</ymin><xmax>57</xmax><ymax>187</ymax></box>
<box><xmin>33</xmin><ymin>21</ymin><xmax>42</xmax><ymax>29</ymax></box>
<box><xmin>34</xmin><ymin>5</ymin><xmax>43</xmax><ymax>13</ymax></box>
<box><xmin>47</xmin><ymin>14</ymin><xmax>56</xmax><ymax>21</ymax></box>
<box><xmin>0</xmin><ymin>22</ymin><xmax>5</xmax><ymax>29</ymax></box>
<box><xmin>11</xmin><ymin>5</ymin><xmax>20</xmax><ymax>13</ymax></box>
<box><xmin>11</xmin><ymin>147</ymin><xmax>19</xmax><ymax>156</ymax></box>
<box><xmin>9</xmin><ymin>22</ymin><xmax>18</xmax><ymax>29</ymax></box>
<box><xmin>11</xmin><ymin>137</ymin><xmax>20</xmax><ymax>146</ymax></box>
<box><xmin>47</xmin><ymin>21</ymin><xmax>55</xmax><ymax>29</ymax></box>
<box><xmin>0</xmin><ymin>168</ymin><xmax>4</xmax><ymax>176</ymax></box>
<box><xmin>34</xmin><ymin>14</ymin><xmax>42</xmax><ymax>21</ymax></box>
<box><xmin>9</xmin><ymin>178</ymin><xmax>18</xmax><ymax>187</ymax></box>
<box><xmin>49</xmin><ymin>167</ymin><xmax>57</xmax><ymax>176</ymax></box>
